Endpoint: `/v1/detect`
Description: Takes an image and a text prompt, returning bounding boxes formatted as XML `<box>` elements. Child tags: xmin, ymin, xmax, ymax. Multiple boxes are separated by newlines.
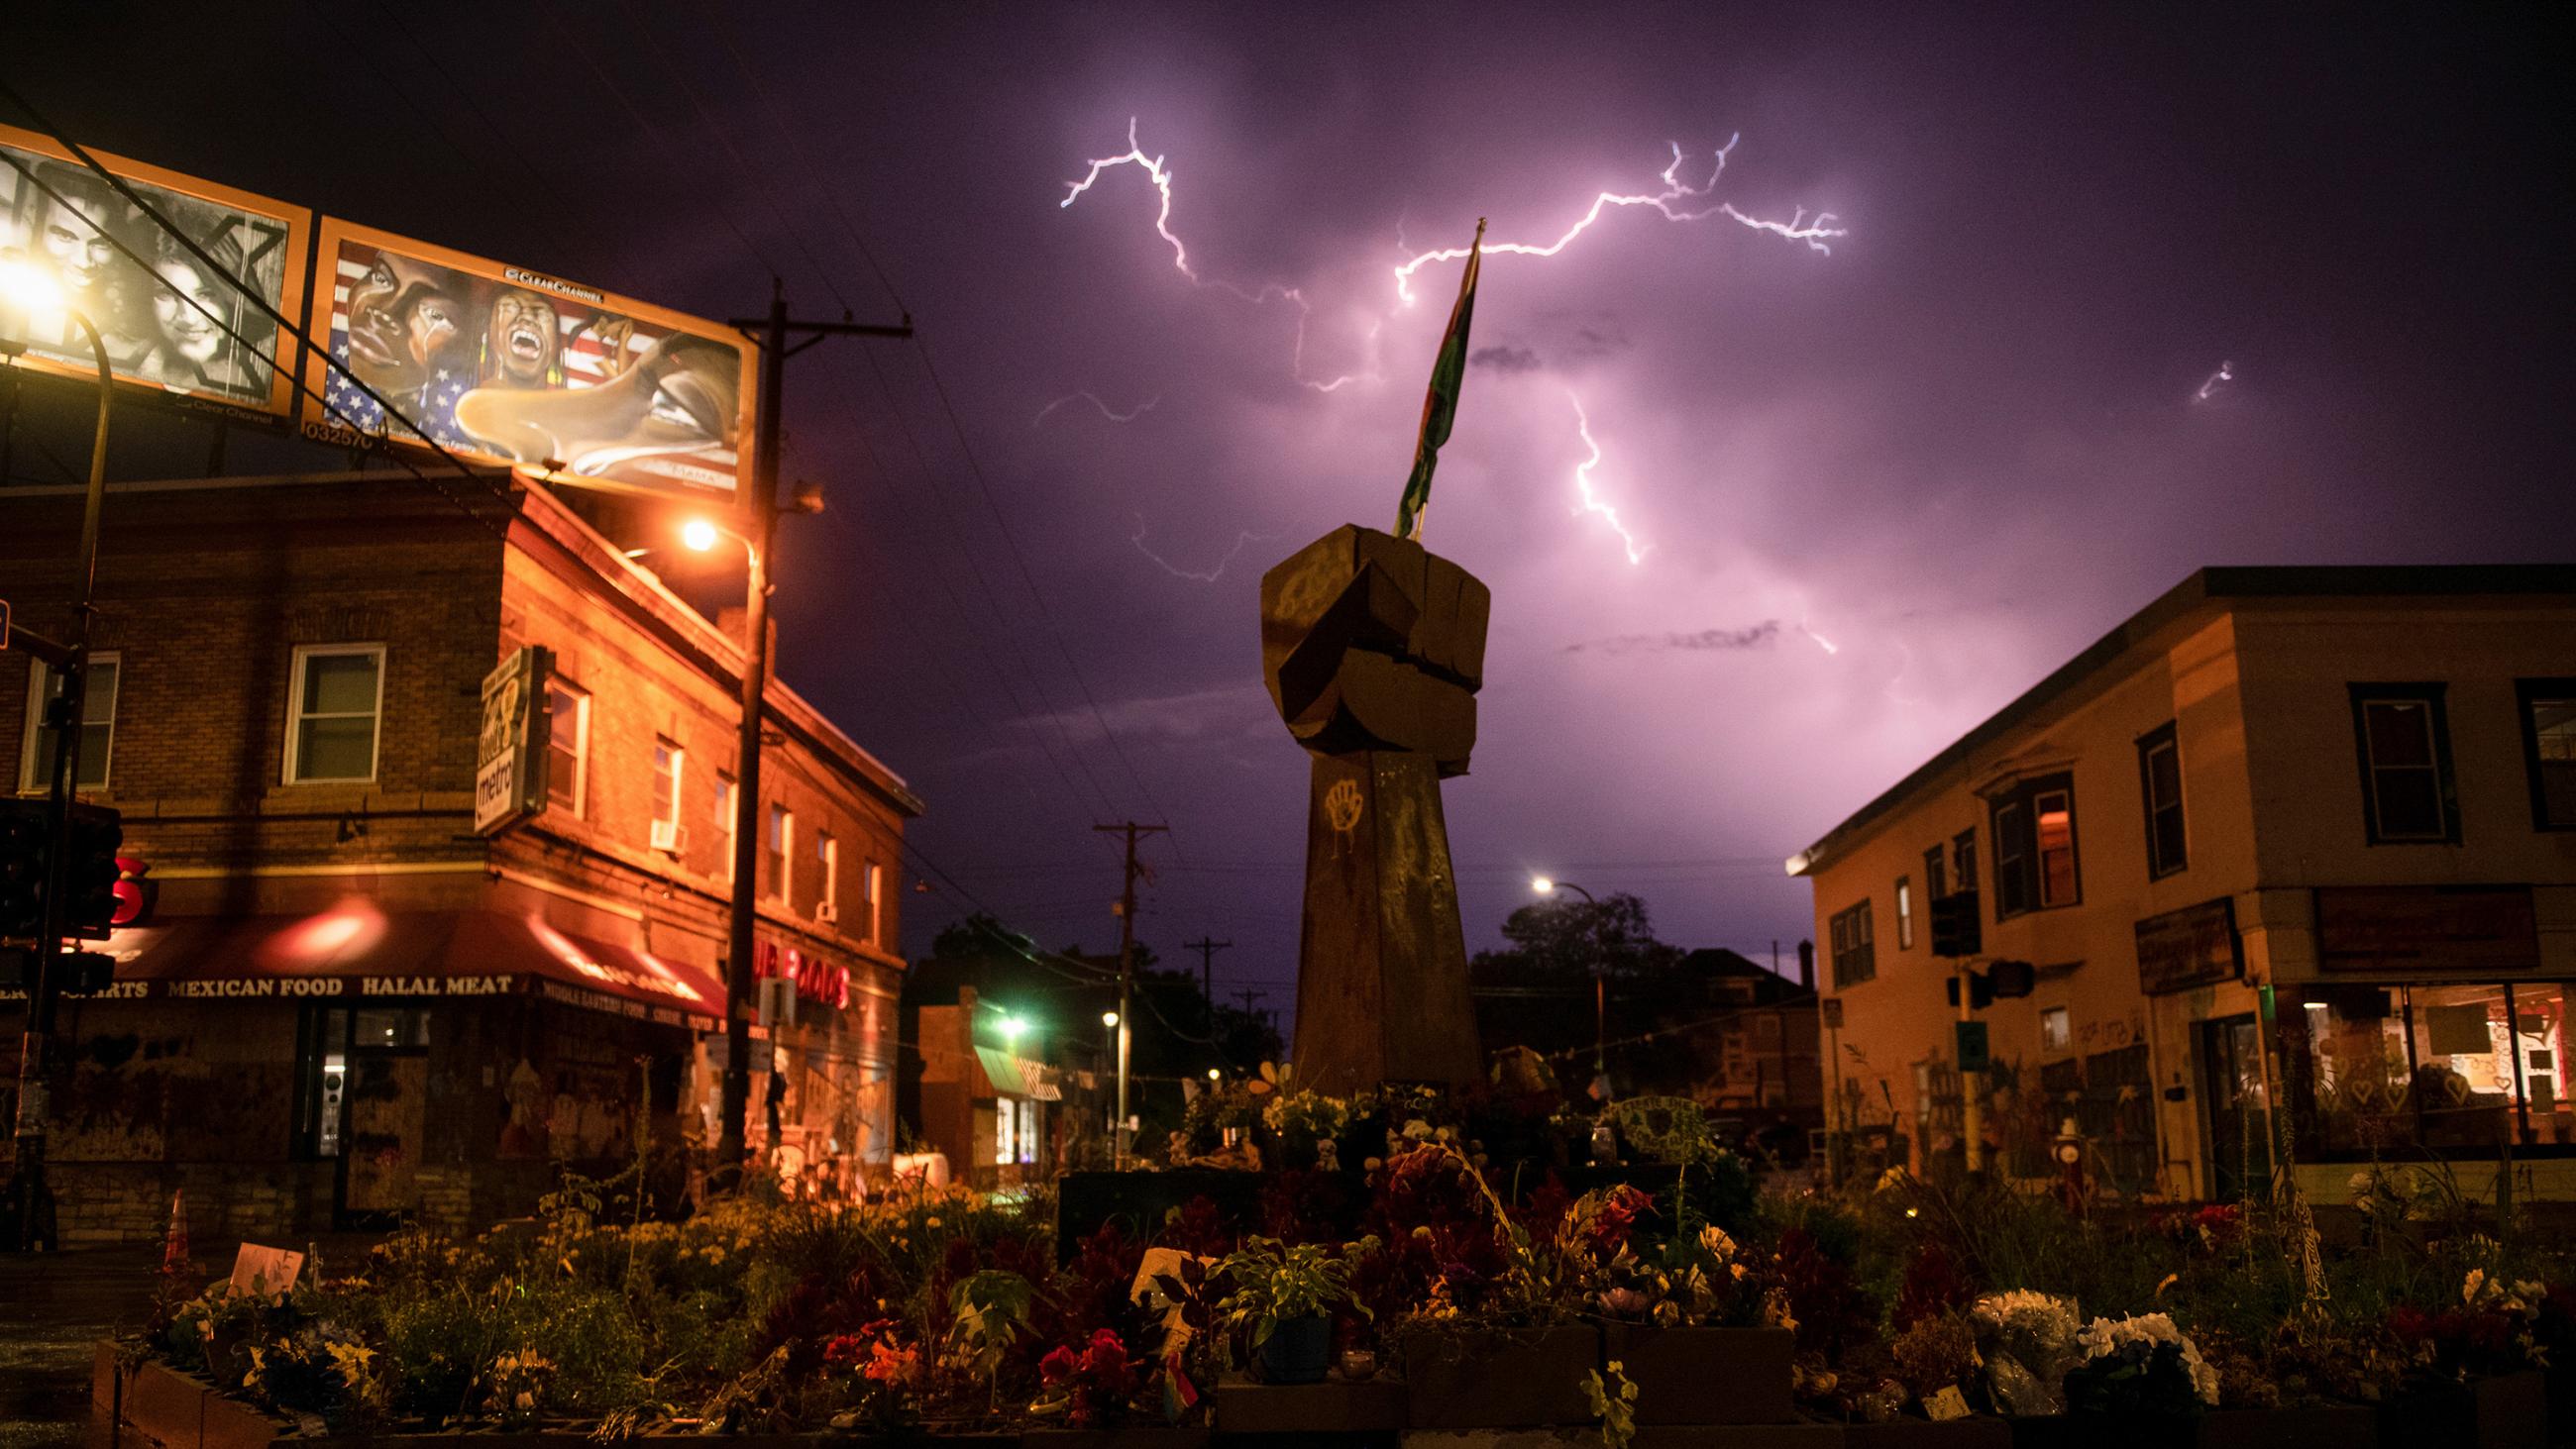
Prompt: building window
<box><xmin>652</xmin><ymin>739</ymin><xmax>683</xmax><ymax>838</ymax></box>
<box><xmin>1922</xmin><ymin>844</ymin><xmax>1946</xmax><ymax>903</ymax></box>
<box><xmin>1988</xmin><ymin>773</ymin><xmax>2077</xmax><ymax>919</ymax></box>
<box><xmin>2349</xmin><ymin>683</ymin><xmax>2457</xmax><ymax>843</ymax></box>
<box><xmin>766</xmin><ymin>802</ymin><xmax>794</xmax><ymax>905</ymax></box>
<box><xmin>2516</xmin><ymin>677</ymin><xmax>2576</xmax><ymax>830</ymax></box>
<box><xmin>818</xmin><ymin>831</ymin><xmax>839</xmax><ymax>920</ymax></box>
<box><xmin>2040</xmin><ymin>1006</ymin><xmax>2071</xmax><ymax>1054</ymax></box>
<box><xmin>20</xmin><ymin>654</ymin><xmax>119</xmax><ymax>792</ymax></box>
<box><xmin>2137</xmin><ymin>722</ymin><xmax>2187</xmax><ymax>878</ymax></box>
<box><xmin>713</xmin><ymin>774</ymin><xmax>737</xmax><ymax>883</ymax></box>
<box><xmin>864</xmin><ymin>861</ymin><xmax>884</xmax><ymax>946</ymax></box>
<box><xmin>1952</xmin><ymin>829</ymin><xmax>1978</xmax><ymax>893</ymax></box>
<box><xmin>1828</xmin><ymin>899</ymin><xmax>1876</xmax><ymax>987</ymax></box>
<box><xmin>285</xmin><ymin>645</ymin><xmax>383</xmax><ymax>783</ymax></box>
<box><xmin>2287</xmin><ymin>982</ymin><xmax>2571</xmax><ymax>1156</ymax></box>
<box><xmin>1895</xmin><ymin>876</ymin><xmax>1914</xmax><ymax>950</ymax></box>
<box><xmin>545</xmin><ymin>677</ymin><xmax>589</xmax><ymax>813</ymax></box>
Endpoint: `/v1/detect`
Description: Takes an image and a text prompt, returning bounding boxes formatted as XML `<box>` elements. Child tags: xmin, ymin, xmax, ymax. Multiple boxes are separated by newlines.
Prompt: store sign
<box><xmin>2316</xmin><ymin>885</ymin><xmax>2540</xmax><ymax>974</ymax></box>
<box><xmin>297</xmin><ymin>218</ymin><xmax>752</xmax><ymax>501</ymax></box>
<box><xmin>2134</xmin><ymin>896</ymin><xmax>2241</xmax><ymax>995</ymax></box>
<box><xmin>755</xmin><ymin>937</ymin><xmax>849</xmax><ymax>1010</ymax></box>
<box><xmin>475</xmin><ymin>646</ymin><xmax>552</xmax><ymax>834</ymax></box>
<box><xmin>0</xmin><ymin>123</ymin><xmax>311</xmax><ymax>421</ymax></box>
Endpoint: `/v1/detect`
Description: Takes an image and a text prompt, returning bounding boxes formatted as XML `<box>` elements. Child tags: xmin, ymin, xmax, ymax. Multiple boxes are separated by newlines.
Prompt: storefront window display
<box><xmin>2285</xmin><ymin>982</ymin><xmax>2571</xmax><ymax>1155</ymax></box>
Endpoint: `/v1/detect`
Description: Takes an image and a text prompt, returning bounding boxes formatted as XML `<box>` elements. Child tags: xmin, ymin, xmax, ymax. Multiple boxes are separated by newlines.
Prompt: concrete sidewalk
<box><xmin>0</xmin><ymin>1248</ymin><xmax>154</xmax><ymax>1449</ymax></box>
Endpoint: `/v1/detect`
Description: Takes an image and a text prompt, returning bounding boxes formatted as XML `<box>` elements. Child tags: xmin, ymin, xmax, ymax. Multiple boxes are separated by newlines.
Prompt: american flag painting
<box><xmin>307</xmin><ymin>226</ymin><xmax>746</xmax><ymax>500</ymax></box>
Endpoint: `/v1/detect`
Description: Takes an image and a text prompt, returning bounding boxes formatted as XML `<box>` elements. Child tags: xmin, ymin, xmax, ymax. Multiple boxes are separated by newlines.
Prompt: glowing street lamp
<box><xmin>1532</xmin><ymin>876</ymin><xmax>1611</xmax><ymax>1100</ymax></box>
<box><xmin>681</xmin><ymin>517</ymin><xmax>722</xmax><ymax>554</ymax></box>
<box><xmin>0</xmin><ymin>251</ymin><xmax>116</xmax><ymax>1252</ymax></box>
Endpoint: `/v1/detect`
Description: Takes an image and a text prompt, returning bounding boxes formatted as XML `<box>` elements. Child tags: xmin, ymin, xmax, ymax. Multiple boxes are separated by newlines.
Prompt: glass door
<box><xmin>2200</xmin><ymin>1014</ymin><xmax>2273</xmax><ymax>1200</ymax></box>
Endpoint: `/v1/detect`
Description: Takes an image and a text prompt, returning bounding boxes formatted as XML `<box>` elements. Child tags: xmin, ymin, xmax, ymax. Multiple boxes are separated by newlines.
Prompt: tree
<box><xmin>1471</xmin><ymin>891</ymin><xmax>1683</xmax><ymax>984</ymax></box>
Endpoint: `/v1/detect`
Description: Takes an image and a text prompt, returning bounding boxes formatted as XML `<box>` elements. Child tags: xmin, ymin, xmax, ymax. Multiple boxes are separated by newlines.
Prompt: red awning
<box><xmin>93</xmin><ymin>903</ymin><xmax>723</xmax><ymax>1024</ymax></box>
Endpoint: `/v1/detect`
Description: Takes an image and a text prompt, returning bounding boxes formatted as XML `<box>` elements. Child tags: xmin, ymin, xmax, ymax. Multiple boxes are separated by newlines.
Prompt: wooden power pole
<box><xmin>1094</xmin><ymin>822</ymin><xmax>1166</xmax><ymax>1167</ymax></box>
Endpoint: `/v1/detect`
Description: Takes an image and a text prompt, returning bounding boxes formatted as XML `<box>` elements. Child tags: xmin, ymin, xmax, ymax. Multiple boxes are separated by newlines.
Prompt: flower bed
<box><xmin>98</xmin><ymin>1088</ymin><xmax>2576</xmax><ymax>1447</ymax></box>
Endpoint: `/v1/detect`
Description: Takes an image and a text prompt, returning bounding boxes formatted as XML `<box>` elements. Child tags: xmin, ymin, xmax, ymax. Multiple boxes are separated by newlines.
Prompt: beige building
<box><xmin>1789</xmin><ymin>567</ymin><xmax>2575</xmax><ymax>1202</ymax></box>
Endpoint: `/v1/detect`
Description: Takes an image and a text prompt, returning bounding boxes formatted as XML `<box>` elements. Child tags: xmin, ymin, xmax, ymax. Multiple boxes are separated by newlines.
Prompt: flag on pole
<box><xmin>1394</xmin><ymin>218</ymin><xmax>1485</xmax><ymax>542</ymax></box>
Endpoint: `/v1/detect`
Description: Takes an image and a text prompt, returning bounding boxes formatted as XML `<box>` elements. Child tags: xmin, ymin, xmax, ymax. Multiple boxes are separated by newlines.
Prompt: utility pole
<box><xmin>1093</xmin><ymin>822</ymin><xmax>1166</xmax><ymax>1169</ymax></box>
<box><xmin>1183</xmin><ymin>936</ymin><xmax>1233</xmax><ymax>1043</ymax></box>
<box><xmin>1234</xmin><ymin>987</ymin><xmax>1268</xmax><ymax>1016</ymax></box>
<box><xmin>714</xmin><ymin>282</ymin><xmax>910</xmax><ymax>1182</ymax></box>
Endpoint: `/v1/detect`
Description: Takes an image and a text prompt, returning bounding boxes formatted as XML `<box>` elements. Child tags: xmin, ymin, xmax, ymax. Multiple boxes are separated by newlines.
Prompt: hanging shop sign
<box><xmin>297</xmin><ymin>218</ymin><xmax>753</xmax><ymax>501</ymax></box>
<box><xmin>2133</xmin><ymin>895</ymin><xmax>2241</xmax><ymax>995</ymax></box>
<box><xmin>0</xmin><ymin>122</ymin><xmax>310</xmax><ymax>422</ymax></box>
<box><xmin>476</xmin><ymin>645</ymin><xmax>552</xmax><ymax>835</ymax></box>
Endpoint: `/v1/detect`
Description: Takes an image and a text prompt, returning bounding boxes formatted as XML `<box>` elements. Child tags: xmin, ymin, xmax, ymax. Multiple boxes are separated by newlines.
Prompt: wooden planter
<box><xmin>1398</xmin><ymin>1323</ymin><xmax>1602</xmax><ymax>1428</ymax></box>
<box><xmin>2193</xmin><ymin>1404</ymin><xmax>2376</xmax><ymax>1449</ymax></box>
<box><xmin>1212</xmin><ymin>1379</ymin><xmax>1406</xmax><ymax>1435</ymax></box>
<box><xmin>1022</xmin><ymin>1428</ymin><xmax>1209</xmax><ymax>1448</ymax></box>
<box><xmin>94</xmin><ymin>1346</ymin><xmax>287</xmax><ymax>1449</ymax></box>
<box><xmin>2376</xmin><ymin>1371</ymin><xmax>2548</xmax><ymax>1449</ymax></box>
<box><xmin>1597</xmin><ymin>1323</ymin><xmax>1794</xmax><ymax>1425</ymax></box>
<box><xmin>1842</xmin><ymin>1417</ymin><xmax>2012</xmax><ymax>1447</ymax></box>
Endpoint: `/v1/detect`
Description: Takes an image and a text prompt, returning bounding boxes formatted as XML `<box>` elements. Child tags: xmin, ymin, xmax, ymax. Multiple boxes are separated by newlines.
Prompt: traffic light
<box><xmin>1930</xmin><ymin>889</ymin><xmax>1982</xmax><ymax>958</ymax></box>
<box><xmin>1946</xmin><ymin>973</ymin><xmax>1994</xmax><ymax>1010</ymax></box>
<box><xmin>62</xmin><ymin>804</ymin><xmax>123</xmax><ymax>940</ymax></box>
<box><xmin>0</xmin><ymin>800</ymin><xmax>46</xmax><ymax>943</ymax></box>
<box><xmin>1986</xmin><ymin>959</ymin><xmax>2036</xmax><ymax>999</ymax></box>
<box><xmin>59</xmin><ymin>951</ymin><xmax>115</xmax><ymax>995</ymax></box>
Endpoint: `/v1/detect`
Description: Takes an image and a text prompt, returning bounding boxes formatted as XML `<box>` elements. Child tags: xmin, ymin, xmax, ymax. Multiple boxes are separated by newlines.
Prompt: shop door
<box><xmin>338</xmin><ymin>1009</ymin><xmax>430</xmax><ymax>1227</ymax></box>
<box><xmin>2200</xmin><ymin>1014</ymin><xmax>2273</xmax><ymax>1200</ymax></box>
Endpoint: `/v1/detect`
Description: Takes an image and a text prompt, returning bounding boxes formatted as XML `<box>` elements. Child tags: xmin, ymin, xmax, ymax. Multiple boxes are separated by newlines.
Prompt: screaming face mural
<box><xmin>302</xmin><ymin>219</ymin><xmax>750</xmax><ymax>501</ymax></box>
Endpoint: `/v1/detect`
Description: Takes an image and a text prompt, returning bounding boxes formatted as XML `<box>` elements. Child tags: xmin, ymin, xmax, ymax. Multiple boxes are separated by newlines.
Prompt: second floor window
<box><xmin>286</xmin><ymin>645</ymin><xmax>382</xmax><ymax>784</ymax></box>
<box><xmin>652</xmin><ymin>739</ymin><xmax>683</xmax><ymax>849</ymax></box>
<box><xmin>1829</xmin><ymin>899</ymin><xmax>1876</xmax><ymax>987</ymax></box>
<box><xmin>1989</xmin><ymin>773</ymin><xmax>2078</xmax><ymax>918</ymax></box>
<box><xmin>1952</xmin><ymin>829</ymin><xmax>1978</xmax><ymax>893</ymax></box>
<box><xmin>714</xmin><ymin>774</ymin><xmax>737</xmax><ymax>883</ymax></box>
<box><xmin>1895</xmin><ymin>876</ymin><xmax>1914</xmax><ymax>950</ymax></box>
<box><xmin>865</xmin><ymin>861</ymin><xmax>884</xmax><ymax>945</ymax></box>
<box><xmin>766</xmin><ymin>803</ymin><xmax>794</xmax><ymax>905</ymax></box>
<box><xmin>2350</xmin><ymin>683</ymin><xmax>2456</xmax><ymax>843</ymax></box>
<box><xmin>1922</xmin><ymin>844</ymin><xmax>1946</xmax><ymax>902</ymax></box>
<box><xmin>2517</xmin><ymin>678</ymin><xmax>2576</xmax><ymax>830</ymax></box>
<box><xmin>818</xmin><ymin>832</ymin><xmax>839</xmax><ymax>919</ymax></box>
<box><xmin>545</xmin><ymin>678</ymin><xmax>589</xmax><ymax>814</ymax></box>
<box><xmin>20</xmin><ymin>654</ymin><xmax>119</xmax><ymax>792</ymax></box>
<box><xmin>2138</xmin><ymin>722</ymin><xmax>2186</xmax><ymax>877</ymax></box>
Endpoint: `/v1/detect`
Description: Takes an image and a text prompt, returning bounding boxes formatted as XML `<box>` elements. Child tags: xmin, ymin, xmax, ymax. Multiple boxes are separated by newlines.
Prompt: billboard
<box><xmin>0</xmin><ymin>123</ymin><xmax>308</xmax><ymax>420</ymax></box>
<box><xmin>299</xmin><ymin>218</ymin><xmax>751</xmax><ymax>501</ymax></box>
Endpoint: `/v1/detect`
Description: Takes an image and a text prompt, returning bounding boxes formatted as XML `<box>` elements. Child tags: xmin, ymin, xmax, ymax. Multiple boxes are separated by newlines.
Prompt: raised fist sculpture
<box><xmin>1260</xmin><ymin>525</ymin><xmax>1488</xmax><ymax>1093</ymax></box>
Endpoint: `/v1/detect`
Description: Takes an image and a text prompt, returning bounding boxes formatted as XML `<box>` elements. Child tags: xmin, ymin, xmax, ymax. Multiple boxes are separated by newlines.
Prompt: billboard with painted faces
<box><xmin>0</xmin><ymin>123</ymin><xmax>308</xmax><ymax>419</ymax></box>
<box><xmin>299</xmin><ymin>218</ymin><xmax>752</xmax><ymax>501</ymax></box>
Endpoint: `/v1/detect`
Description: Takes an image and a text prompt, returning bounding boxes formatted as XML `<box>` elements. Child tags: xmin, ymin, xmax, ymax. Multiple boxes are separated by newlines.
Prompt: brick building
<box><xmin>1</xmin><ymin>467</ymin><xmax>918</xmax><ymax>1244</ymax></box>
<box><xmin>1790</xmin><ymin>567</ymin><xmax>2575</xmax><ymax>1201</ymax></box>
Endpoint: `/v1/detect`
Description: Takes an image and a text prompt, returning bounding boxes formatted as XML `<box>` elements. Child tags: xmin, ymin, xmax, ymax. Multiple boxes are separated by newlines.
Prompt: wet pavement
<box><xmin>0</xmin><ymin>1248</ymin><xmax>155</xmax><ymax>1449</ymax></box>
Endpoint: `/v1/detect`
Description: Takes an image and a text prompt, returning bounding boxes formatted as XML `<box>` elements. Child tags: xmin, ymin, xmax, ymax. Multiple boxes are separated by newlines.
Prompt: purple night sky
<box><xmin>17</xmin><ymin>5</ymin><xmax>2573</xmax><ymax>1039</ymax></box>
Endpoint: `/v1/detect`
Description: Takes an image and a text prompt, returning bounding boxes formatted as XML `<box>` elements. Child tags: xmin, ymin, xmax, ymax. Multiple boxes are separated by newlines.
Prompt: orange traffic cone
<box><xmin>161</xmin><ymin>1188</ymin><xmax>189</xmax><ymax>1277</ymax></box>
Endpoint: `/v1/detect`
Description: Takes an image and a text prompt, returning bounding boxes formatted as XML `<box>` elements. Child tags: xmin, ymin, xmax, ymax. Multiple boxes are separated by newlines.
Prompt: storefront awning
<box><xmin>85</xmin><ymin>904</ymin><xmax>724</xmax><ymax>1025</ymax></box>
<box><xmin>973</xmin><ymin>1046</ymin><xmax>1062</xmax><ymax>1101</ymax></box>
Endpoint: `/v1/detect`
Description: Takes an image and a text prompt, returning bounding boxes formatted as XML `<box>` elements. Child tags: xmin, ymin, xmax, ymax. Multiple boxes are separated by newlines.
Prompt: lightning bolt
<box><xmin>1129</xmin><ymin>516</ymin><xmax>1268</xmax><ymax>583</ymax></box>
<box><xmin>1566</xmin><ymin>393</ymin><xmax>1648</xmax><ymax>565</ymax></box>
<box><xmin>1061</xmin><ymin>118</ymin><xmax>1374</xmax><ymax>392</ymax></box>
<box><xmin>1390</xmin><ymin>138</ymin><xmax>1845</xmax><ymax>304</ymax></box>
<box><xmin>1795</xmin><ymin>620</ymin><xmax>1840</xmax><ymax>655</ymax></box>
<box><xmin>2195</xmin><ymin>361</ymin><xmax>2234</xmax><ymax>402</ymax></box>
<box><xmin>1034</xmin><ymin>391</ymin><xmax>1160</xmax><ymax>427</ymax></box>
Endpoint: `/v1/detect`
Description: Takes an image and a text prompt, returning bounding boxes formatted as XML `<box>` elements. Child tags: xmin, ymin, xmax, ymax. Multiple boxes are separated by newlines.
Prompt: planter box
<box><xmin>1629</xmin><ymin>1425</ymin><xmax>1848</xmax><ymax>1449</ymax></box>
<box><xmin>1400</xmin><ymin>1325</ymin><xmax>1602</xmax><ymax>1429</ymax></box>
<box><xmin>2194</xmin><ymin>1404</ymin><xmax>2375</xmax><ymax>1449</ymax></box>
<box><xmin>1598</xmin><ymin>1323</ymin><xmax>1793</xmax><ymax>1425</ymax></box>
<box><xmin>1024</xmin><ymin>1428</ymin><xmax>1210</xmax><ymax>1448</ymax></box>
<box><xmin>1215</xmin><ymin>1378</ymin><xmax>1407</xmax><ymax>1434</ymax></box>
<box><xmin>1843</xmin><ymin>1417</ymin><xmax>2012</xmax><ymax>1448</ymax></box>
<box><xmin>2377</xmin><ymin>1372</ymin><xmax>2548</xmax><ymax>1449</ymax></box>
<box><xmin>93</xmin><ymin>1351</ymin><xmax>285</xmax><ymax>1449</ymax></box>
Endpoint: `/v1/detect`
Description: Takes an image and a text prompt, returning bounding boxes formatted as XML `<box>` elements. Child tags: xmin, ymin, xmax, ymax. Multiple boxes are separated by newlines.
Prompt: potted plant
<box><xmin>1216</xmin><ymin>1235</ymin><xmax>1372</xmax><ymax>1385</ymax></box>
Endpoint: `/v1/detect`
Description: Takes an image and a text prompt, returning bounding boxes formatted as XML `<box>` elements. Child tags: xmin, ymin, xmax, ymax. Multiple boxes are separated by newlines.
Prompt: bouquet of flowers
<box><xmin>1969</xmin><ymin>1291</ymin><xmax>2084</xmax><ymax>1415</ymax></box>
<box><xmin>2065</xmin><ymin>1312</ymin><xmax>2219</xmax><ymax>1417</ymax></box>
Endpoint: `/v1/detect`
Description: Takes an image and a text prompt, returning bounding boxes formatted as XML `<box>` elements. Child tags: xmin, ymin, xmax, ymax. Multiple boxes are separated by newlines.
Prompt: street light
<box><xmin>683</xmin><ymin>509</ymin><xmax>775</xmax><ymax>1183</ymax></box>
<box><xmin>998</xmin><ymin>1015</ymin><xmax>1025</xmax><ymax>1045</ymax></box>
<box><xmin>0</xmin><ymin>253</ymin><xmax>115</xmax><ymax>1253</ymax></box>
<box><xmin>1533</xmin><ymin>876</ymin><xmax>1611</xmax><ymax>1101</ymax></box>
<box><xmin>1207</xmin><ymin>1068</ymin><xmax>1222</xmax><ymax>1082</ymax></box>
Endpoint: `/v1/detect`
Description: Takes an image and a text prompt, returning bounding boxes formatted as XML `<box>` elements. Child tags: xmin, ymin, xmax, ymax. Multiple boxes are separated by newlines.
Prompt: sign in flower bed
<box><xmin>101</xmin><ymin>1089</ymin><xmax>2576</xmax><ymax>1447</ymax></box>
